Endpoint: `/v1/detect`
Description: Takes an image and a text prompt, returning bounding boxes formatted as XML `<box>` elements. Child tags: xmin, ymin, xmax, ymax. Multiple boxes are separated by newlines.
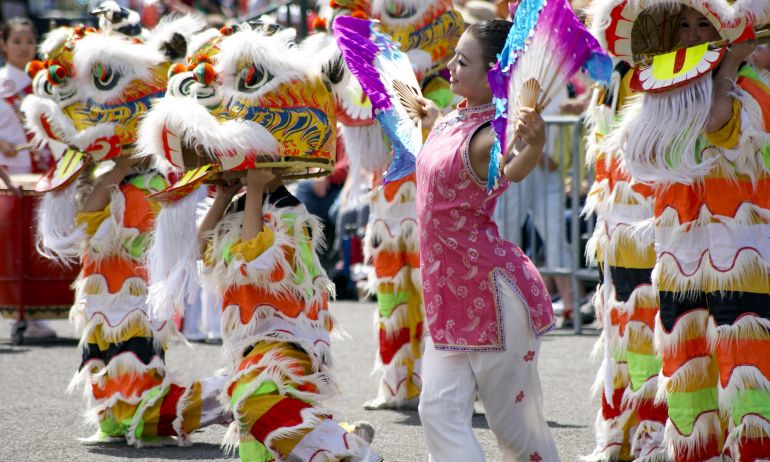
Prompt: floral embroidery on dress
<box><xmin>416</xmin><ymin>101</ymin><xmax>555</xmax><ymax>352</ymax></box>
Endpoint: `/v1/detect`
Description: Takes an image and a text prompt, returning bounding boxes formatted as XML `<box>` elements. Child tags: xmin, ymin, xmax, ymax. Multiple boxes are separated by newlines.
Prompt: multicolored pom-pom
<box><xmin>26</xmin><ymin>60</ymin><xmax>45</xmax><ymax>79</ymax></box>
<box><xmin>47</xmin><ymin>64</ymin><xmax>68</xmax><ymax>85</ymax></box>
<box><xmin>312</xmin><ymin>17</ymin><xmax>328</xmax><ymax>31</ymax></box>
<box><xmin>167</xmin><ymin>63</ymin><xmax>187</xmax><ymax>79</ymax></box>
<box><xmin>193</xmin><ymin>62</ymin><xmax>216</xmax><ymax>86</ymax></box>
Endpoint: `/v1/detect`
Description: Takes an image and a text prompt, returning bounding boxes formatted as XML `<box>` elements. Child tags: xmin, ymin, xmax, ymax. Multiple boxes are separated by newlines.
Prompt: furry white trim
<box><xmin>663</xmin><ymin>411</ymin><xmax>722</xmax><ymax>461</ymax></box>
<box><xmin>341</xmin><ymin>124</ymin><xmax>390</xmax><ymax>172</ymax></box>
<box><xmin>732</xmin><ymin>0</ymin><xmax>770</xmax><ymax>25</ymax></box>
<box><xmin>146</xmin><ymin>14</ymin><xmax>206</xmax><ymax>60</ymax></box>
<box><xmin>653</xmin><ymin>309</ymin><xmax>711</xmax><ymax>357</ymax></box>
<box><xmin>724</xmin><ymin>414</ymin><xmax>770</xmax><ymax>460</ymax></box>
<box><xmin>718</xmin><ymin>365</ymin><xmax>770</xmax><ymax>414</ymax></box>
<box><xmin>137</xmin><ymin>95</ymin><xmax>280</xmax><ymax>172</ymax></box>
<box><xmin>72</xmin><ymin>32</ymin><xmax>166</xmax><ymax>103</ymax></box>
<box><xmin>39</xmin><ymin>27</ymin><xmax>73</xmax><ymax>57</ymax></box>
<box><xmin>612</xmin><ymin>76</ymin><xmax>714</xmax><ymax>184</ymax></box>
<box><xmin>581</xmin><ymin>407</ymin><xmax>635</xmax><ymax>461</ymax></box>
<box><xmin>147</xmin><ymin>192</ymin><xmax>201</xmax><ymax>323</ymax></box>
<box><xmin>220</xmin><ymin>304</ymin><xmax>335</xmax><ymax>372</ymax></box>
<box><xmin>621</xmin><ymin>372</ymin><xmax>660</xmax><ymax>410</ymax></box>
<box><xmin>35</xmin><ymin>179</ymin><xmax>86</xmax><ymax>263</ymax></box>
<box><xmin>215</xmin><ymin>25</ymin><xmax>310</xmax><ymax>104</ymax></box>
<box><xmin>629</xmin><ymin>420</ymin><xmax>669</xmax><ymax>462</ymax></box>
<box><xmin>21</xmin><ymin>94</ymin><xmax>123</xmax><ymax>156</ymax></box>
<box><xmin>68</xmin><ymin>353</ymin><xmax>166</xmax><ymax>399</ymax></box>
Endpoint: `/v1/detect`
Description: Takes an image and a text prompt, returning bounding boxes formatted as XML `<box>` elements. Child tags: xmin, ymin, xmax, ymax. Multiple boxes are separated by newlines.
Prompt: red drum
<box><xmin>0</xmin><ymin>174</ymin><xmax>79</xmax><ymax>340</ymax></box>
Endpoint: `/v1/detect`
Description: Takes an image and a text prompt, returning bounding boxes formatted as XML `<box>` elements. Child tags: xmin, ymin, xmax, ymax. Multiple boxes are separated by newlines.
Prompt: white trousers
<box><xmin>418</xmin><ymin>281</ymin><xmax>560</xmax><ymax>462</ymax></box>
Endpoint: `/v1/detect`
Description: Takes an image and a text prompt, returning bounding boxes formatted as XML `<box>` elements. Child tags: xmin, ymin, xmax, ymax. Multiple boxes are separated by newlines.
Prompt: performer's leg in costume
<box><xmin>657</xmin><ymin>293</ymin><xmax>722</xmax><ymax>462</ymax></box>
<box><xmin>70</xmin><ymin>179</ymin><xmax>229</xmax><ymax>445</ymax></box>
<box><xmin>212</xmin><ymin>199</ymin><xmax>380</xmax><ymax>462</ymax></box>
<box><xmin>364</xmin><ymin>173</ymin><xmax>423</xmax><ymax>409</ymax></box>
<box><xmin>711</xmin><ymin>288</ymin><xmax>770</xmax><ymax>461</ymax></box>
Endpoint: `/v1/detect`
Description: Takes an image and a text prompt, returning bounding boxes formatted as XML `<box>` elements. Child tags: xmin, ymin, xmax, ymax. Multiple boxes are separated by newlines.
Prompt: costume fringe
<box><xmin>147</xmin><ymin>190</ymin><xmax>201</xmax><ymax>323</ymax></box>
<box><xmin>35</xmin><ymin>179</ymin><xmax>86</xmax><ymax>264</ymax></box>
<box><xmin>663</xmin><ymin>412</ymin><xmax>722</xmax><ymax>461</ymax></box>
<box><xmin>614</xmin><ymin>76</ymin><xmax>714</xmax><ymax>184</ymax></box>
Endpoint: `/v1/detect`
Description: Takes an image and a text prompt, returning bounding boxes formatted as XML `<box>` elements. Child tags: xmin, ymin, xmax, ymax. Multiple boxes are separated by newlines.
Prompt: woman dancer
<box><xmin>415</xmin><ymin>19</ymin><xmax>559</xmax><ymax>461</ymax></box>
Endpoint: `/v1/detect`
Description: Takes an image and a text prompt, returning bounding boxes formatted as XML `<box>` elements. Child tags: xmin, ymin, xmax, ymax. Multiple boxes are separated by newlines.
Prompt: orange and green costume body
<box><xmin>69</xmin><ymin>171</ymin><xmax>229</xmax><ymax>445</ymax></box>
<box><xmin>620</xmin><ymin>65</ymin><xmax>770</xmax><ymax>462</ymax></box>
<box><xmin>584</xmin><ymin>66</ymin><xmax>668</xmax><ymax>462</ymax></box>
<box><xmin>364</xmin><ymin>171</ymin><xmax>423</xmax><ymax>408</ymax></box>
<box><xmin>202</xmin><ymin>186</ymin><xmax>379</xmax><ymax>462</ymax></box>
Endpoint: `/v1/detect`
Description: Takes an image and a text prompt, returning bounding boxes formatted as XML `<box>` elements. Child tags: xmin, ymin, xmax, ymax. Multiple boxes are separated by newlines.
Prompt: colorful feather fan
<box><xmin>487</xmin><ymin>0</ymin><xmax>612</xmax><ymax>190</ymax></box>
<box><xmin>333</xmin><ymin>15</ymin><xmax>423</xmax><ymax>183</ymax></box>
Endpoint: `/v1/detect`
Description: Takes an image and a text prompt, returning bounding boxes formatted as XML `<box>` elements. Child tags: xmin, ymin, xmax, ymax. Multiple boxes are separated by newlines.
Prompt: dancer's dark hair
<box><xmin>467</xmin><ymin>19</ymin><xmax>513</xmax><ymax>66</ymax></box>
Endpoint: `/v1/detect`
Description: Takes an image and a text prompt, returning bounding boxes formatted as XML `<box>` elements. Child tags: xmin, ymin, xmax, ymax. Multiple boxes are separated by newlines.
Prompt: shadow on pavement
<box><xmin>0</xmin><ymin>346</ymin><xmax>30</xmax><ymax>354</ymax></box>
<box><xmin>86</xmin><ymin>442</ymin><xmax>227</xmax><ymax>460</ymax></box>
<box><xmin>392</xmin><ymin>410</ymin><xmax>491</xmax><ymax>429</ymax></box>
<box><xmin>547</xmin><ymin>420</ymin><xmax>586</xmax><ymax>429</ymax></box>
<box><xmin>0</xmin><ymin>337</ymin><xmax>79</xmax><ymax>347</ymax></box>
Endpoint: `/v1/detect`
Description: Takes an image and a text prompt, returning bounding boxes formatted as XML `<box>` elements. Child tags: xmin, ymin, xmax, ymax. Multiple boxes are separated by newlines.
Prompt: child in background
<box><xmin>0</xmin><ymin>18</ymin><xmax>35</xmax><ymax>177</ymax></box>
<box><xmin>0</xmin><ymin>17</ymin><xmax>56</xmax><ymax>339</ymax></box>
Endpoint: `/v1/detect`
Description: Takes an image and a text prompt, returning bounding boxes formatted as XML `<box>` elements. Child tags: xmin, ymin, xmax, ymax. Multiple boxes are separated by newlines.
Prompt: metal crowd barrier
<box><xmin>495</xmin><ymin>115</ymin><xmax>599</xmax><ymax>335</ymax></box>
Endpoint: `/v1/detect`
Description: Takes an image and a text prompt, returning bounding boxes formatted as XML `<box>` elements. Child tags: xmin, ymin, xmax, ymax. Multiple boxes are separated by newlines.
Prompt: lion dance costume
<box><xmin>591</xmin><ymin>1</ymin><xmax>770</xmax><ymax>460</ymax></box>
<box><xmin>139</xmin><ymin>21</ymin><xmax>381</xmax><ymax>461</ymax></box>
<box><xmin>21</xmin><ymin>13</ymin><xmax>229</xmax><ymax>445</ymax></box>
<box><xmin>583</xmin><ymin>60</ymin><xmax>668</xmax><ymax>461</ymax></box>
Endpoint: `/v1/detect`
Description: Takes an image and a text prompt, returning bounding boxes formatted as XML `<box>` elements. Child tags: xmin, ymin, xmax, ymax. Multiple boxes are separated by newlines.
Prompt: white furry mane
<box><xmin>215</xmin><ymin>26</ymin><xmax>311</xmax><ymax>102</ymax></box>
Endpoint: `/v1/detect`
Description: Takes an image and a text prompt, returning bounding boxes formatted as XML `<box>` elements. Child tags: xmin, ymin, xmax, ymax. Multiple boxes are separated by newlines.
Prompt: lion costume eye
<box><xmin>385</xmin><ymin>1</ymin><xmax>417</xmax><ymax>19</ymax></box>
<box><xmin>237</xmin><ymin>64</ymin><xmax>273</xmax><ymax>92</ymax></box>
<box><xmin>172</xmin><ymin>74</ymin><xmax>197</xmax><ymax>97</ymax></box>
<box><xmin>92</xmin><ymin>63</ymin><xmax>121</xmax><ymax>91</ymax></box>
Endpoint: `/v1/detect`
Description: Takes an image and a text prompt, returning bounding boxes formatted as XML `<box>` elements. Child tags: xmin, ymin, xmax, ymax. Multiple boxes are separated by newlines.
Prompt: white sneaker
<box><xmin>13</xmin><ymin>320</ymin><xmax>57</xmax><ymax>339</ymax></box>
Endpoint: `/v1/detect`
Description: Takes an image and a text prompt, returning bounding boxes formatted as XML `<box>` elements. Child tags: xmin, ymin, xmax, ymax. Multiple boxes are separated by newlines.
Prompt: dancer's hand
<box><xmin>724</xmin><ymin>39</ymin><xmax>757</xmax><ymax>66</ymax></box>
<box><xmin>214</xmin><ymin>178</ymin><xmax>241</xmax><ymax>202</ymax></box>
<box><xmin>0</xmin><ymin>139</ymin><xmax>17</xmax><ymax>158</ymax></box>
<box><xmin>111</xmin><ymin>155</ymin><xmax>141</xmax><ymax>175</ymax></box>
<box><xmin>418</xmin><ymin>97</ymin><xmax>440</xmax><ymax>132</ymax></box>
<box><xmin>246</xmin><ymin>167</ymin><xmax>276</xmax><ymax>190</ymax></box>
<box><xmin>516</xmin><ymin>107</ymin><xmax>545</xmax><ymax>151</ymax></box>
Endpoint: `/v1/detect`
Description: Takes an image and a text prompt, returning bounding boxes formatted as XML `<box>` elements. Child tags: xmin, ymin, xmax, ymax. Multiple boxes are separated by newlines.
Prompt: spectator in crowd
<box><xmin>0</xmin><ymin>17</ymin><xmax>57</xmax><ymax>338</ymax></box>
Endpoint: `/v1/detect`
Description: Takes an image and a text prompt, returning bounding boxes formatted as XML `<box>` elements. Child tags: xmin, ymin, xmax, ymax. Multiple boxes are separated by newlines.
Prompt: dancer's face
<box><xmin>677</xmin><ymin>7</ymin><xmax>721</xmax><ymax>48</ymax></box>
<box><xmin>447</xmin><ymin>31</ymin><xmax>492</xmax><ymax>105</ymax></box>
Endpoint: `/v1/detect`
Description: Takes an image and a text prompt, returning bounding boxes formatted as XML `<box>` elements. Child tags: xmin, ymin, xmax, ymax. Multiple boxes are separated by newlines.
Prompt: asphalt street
<box><xmin>0</xmin><ymin>301</ymin><xmax>600</xmax><ymax>461</ymax></box>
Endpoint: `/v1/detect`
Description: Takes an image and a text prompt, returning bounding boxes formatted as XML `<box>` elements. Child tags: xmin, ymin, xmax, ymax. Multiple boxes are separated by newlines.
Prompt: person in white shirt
<box><xmin>0</xmin><ymin>17</ymin><xmax>35</xmax><ymax>175</ymax></box>
<box><xmin>0</xmin><ymin>17</ymin><xmax>57</xmax><ymax>339</ymax></box>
